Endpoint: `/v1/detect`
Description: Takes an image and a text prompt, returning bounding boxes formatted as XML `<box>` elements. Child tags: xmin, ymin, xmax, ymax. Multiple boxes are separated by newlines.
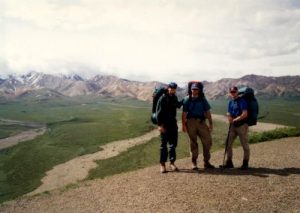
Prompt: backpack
<box><xmin>238</xmin><ymin>87</ymin><xmax>259</xmax><ymax>126</ymax></box>
<box><xmin>151</xmin><ymin>86</ymin><xmax>167</xmax><ymax>125</ymax></box>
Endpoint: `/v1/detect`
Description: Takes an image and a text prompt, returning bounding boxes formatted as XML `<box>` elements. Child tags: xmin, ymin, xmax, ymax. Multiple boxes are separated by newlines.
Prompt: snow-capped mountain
<box><xmin>0</xmin><ymin>72</ymin><xmax>299</xmax><ymax>101</ymax></box>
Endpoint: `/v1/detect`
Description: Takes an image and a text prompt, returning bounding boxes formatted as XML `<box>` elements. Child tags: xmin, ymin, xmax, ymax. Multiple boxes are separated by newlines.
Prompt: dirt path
<box><xmin>0</xmin><ymin>119</ymin><xmax>46</xmax><ymax>150</ymax></box>
<box><xmin>1</xmin><ymin>115</ymin><xmax>282</xmax><ymax>151</ymax></box>
<box><xmin>27</xmin><ymin>128</ymin><xmax>160</xmax><ymax>195</ymax></box>
<box><xmin>213</xmin><ymin>114</ymin><xmax>287</xmax><ymax>131</ymax></box>
<box><xmin>27</xmin><ymin>115</ymin><xmax>287</xmax><ymax>196</ymax></box>
<box><xmin>2</xmin><ymin>137</ymin><xmax>299</xmax><ymax>212</ymax></box>
<box><xmin>0</xmin><ymin>128</ymin><xmax>46</xmax><ymax>150</ymax></box>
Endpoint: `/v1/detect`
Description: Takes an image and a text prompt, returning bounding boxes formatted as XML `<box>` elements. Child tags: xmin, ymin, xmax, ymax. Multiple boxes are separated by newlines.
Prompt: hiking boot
<box><xmin>240</xmin><ymin>160</ymin><xmax>249</xmax><ymax>170</ymax></box>
<box><xmin>191</xmin><ymin>161</ymin><xmax>198</xmax><ymax>170</ymax></box>
<box><xmin>170</xmin><ymin>163</ymin><xmax>179</xmax><ymax>172</ymax></box>
<box><xmin>160</xmin><ymin>163</ymin><xmax>167</xmax><ymax>173</ymax></box>
<box><xmin>220</xmin><ymin>160</ymin><xmax>234</xmax><ymax>169</ymax></box>
<box><xmin>204</xmin><ymin>160</ymin><xmax>215</xmax><ymax>169</ymax></box>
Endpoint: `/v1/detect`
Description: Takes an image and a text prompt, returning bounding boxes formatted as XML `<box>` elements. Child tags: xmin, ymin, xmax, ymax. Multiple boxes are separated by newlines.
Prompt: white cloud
<box><xmin>1</xmin><ymin>0</ymin><xmax>300</xmax><ymax>82</ymax></box>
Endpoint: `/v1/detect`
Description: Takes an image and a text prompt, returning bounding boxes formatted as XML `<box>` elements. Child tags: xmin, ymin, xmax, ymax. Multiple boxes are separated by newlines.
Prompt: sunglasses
<box><xmin>230</xmin><ymin>90</ymin><xmax>237</xmax><ymax>94</ymax></box>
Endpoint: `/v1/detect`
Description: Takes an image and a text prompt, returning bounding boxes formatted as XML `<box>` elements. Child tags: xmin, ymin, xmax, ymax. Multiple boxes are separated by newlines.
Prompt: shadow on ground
<box><xmin>174</xmin><ymin>167</ymin><xmax>300</xmax><ymax>178</ymax></box>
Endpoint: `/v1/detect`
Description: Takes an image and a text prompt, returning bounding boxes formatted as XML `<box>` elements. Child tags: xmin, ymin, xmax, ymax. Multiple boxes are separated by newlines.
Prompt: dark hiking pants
<box><xmin>160</xmin><ymin>123</ymin><xmax>178</xmax><ymax>164</ymax></box>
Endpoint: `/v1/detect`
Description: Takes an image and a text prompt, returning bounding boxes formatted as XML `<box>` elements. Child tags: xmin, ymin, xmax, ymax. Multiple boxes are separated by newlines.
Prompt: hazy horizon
<box><xmin>1</xmin><ymin>0</ymin><xmax>300</xmax><ymax>83</ymax></box>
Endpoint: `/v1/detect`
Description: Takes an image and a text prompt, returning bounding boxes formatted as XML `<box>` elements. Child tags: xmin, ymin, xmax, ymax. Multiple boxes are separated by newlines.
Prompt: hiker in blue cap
<box><xmin>182</xmin><ymin>82</ymin><xmax>215</xmax><ymax>170</ymax></box>
<box><xmin>156</xmin><ymin>82</ymin><xmax>182</xmax><ymax>173</ymax></box>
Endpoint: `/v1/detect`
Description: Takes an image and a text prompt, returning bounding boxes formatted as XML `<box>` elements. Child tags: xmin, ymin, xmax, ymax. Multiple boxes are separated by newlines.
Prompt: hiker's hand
<box><xmin>158</xmin><ymin>126</ymin><xmax>166</xmax><ymax>133</ymax></box>
<box><xmin>208</xmin><ymin>124</ymin><xmax>213</xmax><ymax>132</ymax></box>
<box><xmin>182</xmin><ymin>124</ymin><xmax>187</xmax><ymax>133</ymax></box>
<box><xmin>228</xmin><ymin>116</ymin><xmax>234</xmax><ymax>124</ymax></box>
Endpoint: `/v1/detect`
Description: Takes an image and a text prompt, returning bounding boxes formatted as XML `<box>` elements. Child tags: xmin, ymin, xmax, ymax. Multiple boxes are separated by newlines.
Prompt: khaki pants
<box><xmin>186</xmin><ymin>118</ymin><xmax>212</xmax><ymax>162</ymax></box>
<box><xmin>227</xmin><ymin>123</ymin><xmax>250</xmax><ymax>161</ymax></box>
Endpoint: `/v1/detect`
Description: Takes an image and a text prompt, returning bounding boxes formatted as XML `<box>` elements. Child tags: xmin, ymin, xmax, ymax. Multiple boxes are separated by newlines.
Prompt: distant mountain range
<box><xmin>203</xmin><ymin>74</ymin><xmax>300</xmax><ymax>99</ymax></box>
<box><xmin>0</xmin><ymin>72</ymin><xmax>299</xmax><ymax>101</ymax></box>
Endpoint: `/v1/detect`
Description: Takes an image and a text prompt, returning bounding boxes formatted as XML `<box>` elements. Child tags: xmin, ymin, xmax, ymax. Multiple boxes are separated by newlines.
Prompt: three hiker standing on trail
<box><xmin>155</xmin><ymin>82</ymin><xmax>182</xmax><ymax>173</ymax></box>
<box><xmin>182</xmin><ymin>82</ymin><xmax>215</xmax><ymax>170</ymax></box>
<box><xmin>152</xmin><ymin>81</ymin><xmax>258</xmax><ymax>173</ymax></box>
<box><xmin>223</xmin><ymin>86</ymin><xmax>250</xmax><ymax>170</ymax></box>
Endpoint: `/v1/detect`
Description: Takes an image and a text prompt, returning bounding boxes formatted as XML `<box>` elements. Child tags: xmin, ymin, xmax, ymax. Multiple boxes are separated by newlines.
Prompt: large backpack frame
<box><xmin>151</xmin><ymin>86</ymin><xmax>167</xmax><ymax>125</ymax></box>
<box><xmin>238</xmin><ymin>87</ymin><xmax>259</xmax><ymax>126</ymax></box>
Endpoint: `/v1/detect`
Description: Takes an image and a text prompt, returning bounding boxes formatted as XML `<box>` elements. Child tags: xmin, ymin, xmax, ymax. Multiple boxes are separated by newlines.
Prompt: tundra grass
<box><xmin>249</xmin><ymin>127</ymin><xmax>300</xmax><ymax>143</ymax></box>
<box><xmin>0</xmin><ymin>124</ymin><xmax>33</xmax><ymax>139</ymax></box>
<box><xmin>0</xmin><ymin>97</ymin><xmax>152</xmax><ymax>203</ymax></box>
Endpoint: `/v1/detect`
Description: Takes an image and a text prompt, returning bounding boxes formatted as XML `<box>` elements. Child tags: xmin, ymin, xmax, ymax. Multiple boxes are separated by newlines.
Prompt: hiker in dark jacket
<box><xmin>156</xmin><ymin>82</ymin><xmax>182</xmax><ymax>173</ymax></box>
<box><xmin>223</xmin><ymin>86</ymin><xmax>250</xmax><ymax>170</ymax></box>
<box><xmin>182</xmin><ymin>83</ymin><xmax>215</xmax><ymax>170</ymax></box>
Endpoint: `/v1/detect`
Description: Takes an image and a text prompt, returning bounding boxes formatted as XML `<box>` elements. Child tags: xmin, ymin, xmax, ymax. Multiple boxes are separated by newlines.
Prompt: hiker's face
<box><xmin>191</xmin><ymin>89</ymin><xmax>199</xmax><ymax>96</ymax></box>
<box><xmin>168</xmin><ymin>88</ymin><xmax>176</xmax><ymax>95</ymax></box>
<box><xmin>229</xmin><ymin>90</ymin><xmax>238</xmax><ymax>99</ymax></box>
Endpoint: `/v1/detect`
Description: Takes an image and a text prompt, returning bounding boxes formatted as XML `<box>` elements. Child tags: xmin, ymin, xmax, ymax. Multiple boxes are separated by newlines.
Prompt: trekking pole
<box><xmin>220</xmin><ymin>123</ymin><xmax>232</xmax><ymax>168</ymax></box>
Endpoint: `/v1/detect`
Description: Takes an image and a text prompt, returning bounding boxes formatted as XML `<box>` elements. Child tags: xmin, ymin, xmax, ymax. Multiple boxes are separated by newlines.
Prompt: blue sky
<box><xmin>1</xmin><ymin>0</ymin><xmax>300</xmax><ymax>83</ymax></box>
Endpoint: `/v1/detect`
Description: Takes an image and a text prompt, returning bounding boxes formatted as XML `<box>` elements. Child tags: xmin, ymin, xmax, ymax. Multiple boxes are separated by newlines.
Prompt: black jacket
<box><xmin>156</xmin><ymin>94</ymin><xmax>182</xmax><ymax>126</ymax></box>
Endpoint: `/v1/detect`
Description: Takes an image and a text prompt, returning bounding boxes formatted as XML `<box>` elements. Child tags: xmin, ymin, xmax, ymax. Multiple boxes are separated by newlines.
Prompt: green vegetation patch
<box><xmin>249</xmin><ymin>127</ymin><xmax>300</xmax><ymax>144</ymax></box>
<box><xmin>0</xmin><ymin>124</ymin><xmax>33</xmax><ymax>139</ymax></box>
<box><xmin>0</xmin><ymin>97</ymin><xmax>152</xmax><ymax>203</ymax></box>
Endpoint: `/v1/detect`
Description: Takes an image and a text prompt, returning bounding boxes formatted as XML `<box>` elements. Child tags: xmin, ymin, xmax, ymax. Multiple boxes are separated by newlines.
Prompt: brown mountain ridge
<box><xmin>0</xmin><ymin>72</ymin><xmax>299</xmax><ymax>101</ymax></box>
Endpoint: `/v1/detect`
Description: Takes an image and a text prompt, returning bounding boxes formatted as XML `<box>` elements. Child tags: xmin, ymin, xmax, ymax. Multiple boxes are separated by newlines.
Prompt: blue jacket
<box><xmin>228</xmin><ymin>97</ymin><xmax>248</xmax><ymax>118</ymax></box>
<box><xmin>182</xmin><ymin>96</ymin><xmax>211</xmax><ymax>121</ymax></box>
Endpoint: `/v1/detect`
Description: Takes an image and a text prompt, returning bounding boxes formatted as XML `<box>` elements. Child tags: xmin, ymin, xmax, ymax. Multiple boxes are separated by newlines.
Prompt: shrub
<box><xmin>249</xmin><ymin>128</ymin><xmax>300</xmax><ymax>144</ymax></box>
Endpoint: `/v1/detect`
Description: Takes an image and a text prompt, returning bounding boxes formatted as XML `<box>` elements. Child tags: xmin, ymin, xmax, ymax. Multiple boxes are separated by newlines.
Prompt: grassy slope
<box><xmin>0</xmin><ymin>124</ymin><xmax>34</xmax><ymax>139</ymax></box>
<box><xmin>0</xmin><ymin>96</ymin><xmax>151</xmax><ymax>203</ymax></box>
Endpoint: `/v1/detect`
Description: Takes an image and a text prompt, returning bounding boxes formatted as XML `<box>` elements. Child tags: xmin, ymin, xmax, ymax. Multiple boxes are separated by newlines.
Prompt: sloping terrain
<box><xmin>0</xmin><ymin>119</ymin><xmax>46</xmax><ymax>150</ymax></box>
<box><xmin>26</xmin><ymin>118</ymin><xmax>286</xmax><ymax>196</ymax></box>
<box><xmin>1</xmin><ymin>137</ymin><xmax>299</xmax><ymax>213</ymax></box>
